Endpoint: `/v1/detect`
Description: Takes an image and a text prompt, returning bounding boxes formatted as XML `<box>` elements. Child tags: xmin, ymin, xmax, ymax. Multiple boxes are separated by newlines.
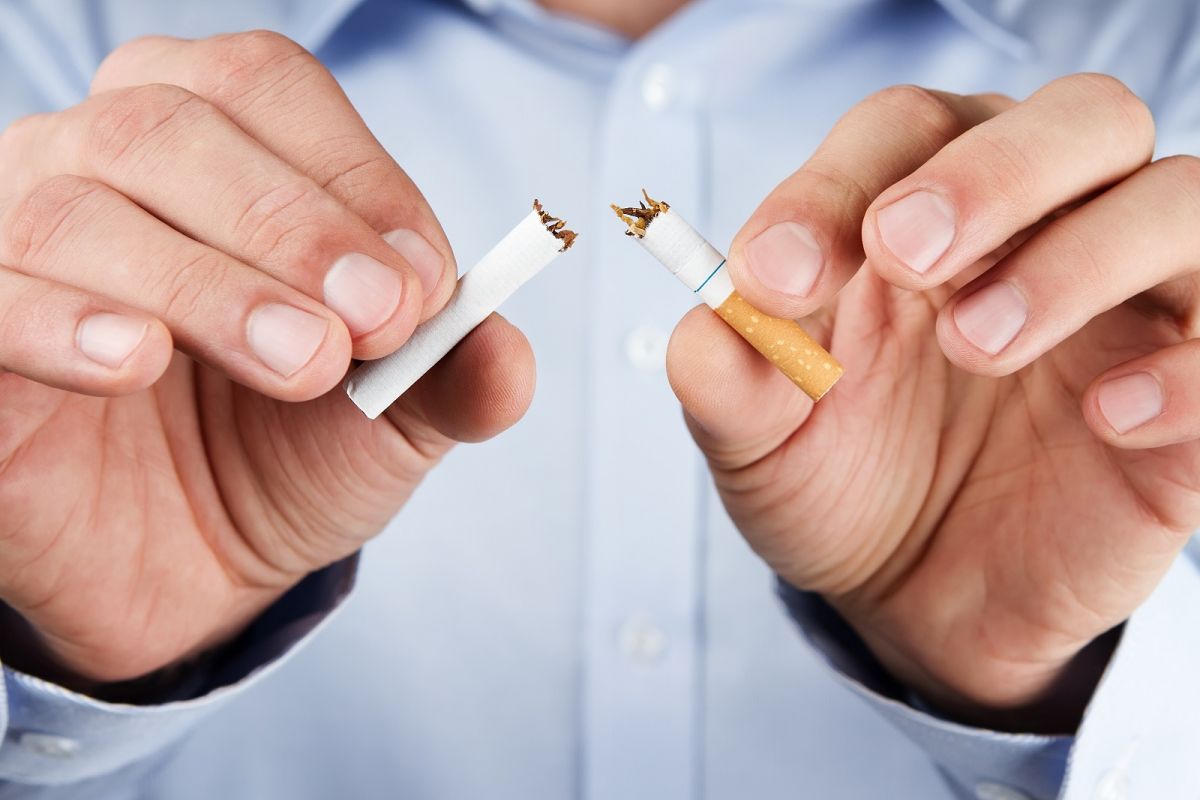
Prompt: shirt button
<box><xmin>624</xmin><ymin>325</ymin><xmax>669</xmax><ymax>372</ymax></box>
<box><xmin>617</xmin><ymin>613</ymin><xmax>668</xmax><ymax>664</ymax></box>
<box><xmin>974</xmin><ymin>782</ymin><xmax>1031</xmax><ymax>800</ymax></box>
<box><xmin>17</xmin><ymin>732</ymin><xmax>81</xmax><ymax>758</ymax></box>
<box><xmin>640</xmin><ymin>64</ymin><xmax>675</xmax><ymax>111</ymax></box>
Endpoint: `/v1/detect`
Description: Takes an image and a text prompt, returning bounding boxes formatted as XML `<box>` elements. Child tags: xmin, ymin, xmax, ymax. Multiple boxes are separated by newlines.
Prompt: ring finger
<box><xmin>935</xmin><ymin>155</ymin><xmax>1200</xmax><ymax>374</ymax></box>
<box><xmin>0</xmin><ymin>175</ymin><xmax>350</xmax><ymax>399</ymax></box>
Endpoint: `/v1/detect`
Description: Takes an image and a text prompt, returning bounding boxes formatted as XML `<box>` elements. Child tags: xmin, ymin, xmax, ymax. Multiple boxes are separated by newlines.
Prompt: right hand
<box><xmin>0</xmin><ymin>31</ymin><xmax>535</xmax><ymax>686</ymax></box>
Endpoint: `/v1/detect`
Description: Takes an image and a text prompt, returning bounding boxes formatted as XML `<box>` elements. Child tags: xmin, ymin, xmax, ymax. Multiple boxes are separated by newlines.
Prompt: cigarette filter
<box><xmin>613</xmin><ymin>192</ymin><xmax>843</xmax><ymax>401</ymax></box>
<box><xmin>345</xmin><ymin>200</ymin><xmax>577</xmax><ymax>419</ymax></box>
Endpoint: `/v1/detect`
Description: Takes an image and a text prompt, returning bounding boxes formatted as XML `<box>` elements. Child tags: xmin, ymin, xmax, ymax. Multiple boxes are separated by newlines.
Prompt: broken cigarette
<box><xmin>612</xmin><ymin>191</ymin><xmax>842</xmax><ymax>401</ymax></box>
<box><xmin>344</xmin><ymin>200</ymin><xmax>576</xmax><ymax>419</ymax></box>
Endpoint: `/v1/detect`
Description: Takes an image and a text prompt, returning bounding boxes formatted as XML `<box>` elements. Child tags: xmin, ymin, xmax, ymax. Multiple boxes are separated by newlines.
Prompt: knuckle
<box><xmin>1158</xmin><ymin>153</ymin><xmax>1200</xmax><ymax>187</ymax></box>
<box><xmin>154</xmin><ymin>250</ymin><xmax>230</xmax><ymax>325</ymax></box>
<box><xmin>794</xmin><ymin>160</ymin><xmax>874</xmax><ymax>238</ymax></box>
<box><xmin>0</xmin><ymin>112</ymin><xmax>48</xmax><ymax>160</ymax></box>
<box><xmin>85</xmin><ymin>84</ymin><xmax>210</xmax><ymax>170</ymax></box>
<box><xmin>192</xmin><ymin>30</ymin><xmax>317</xmax><ymax>105</ymax></box>
<box><xmin>867</xmin><ymin>84</ymin><xmax>964</xmax><ymax>146</ymax></box>
<box><xmin>7</xmin><ymin>175</ymin><xmax>110</xmax><ymax>266</ymax></box>
<box><xmin>1067</xmin><ymin>73</ymin><xmax>1155</xmax><ymax>149</ymax></box>
<box><xmin>231</xmin><ymin>180</ymin><xmax>330</xmax><ymax>264</ymax></box>
<box><xmin>218</xmin><ymin>29</ymin><xmax>306</xmax><ymax>63</ymax></box>
<box><xmin>93</xmin><ymin>35</ymin><xmax>172</xmax><ymax>89</ymax></box>
<box><xmin>1154</xmin><ymin>155</ymin><xmax>1200</xmax><ymax>215</ymax></box>
<box><xmin>975</xmin><ymin>91</ymin><xmax>1016</xmax><ymax>108</ymax></box>
<box><xmin>966</xmin><ymin>129</ymin><xmax>1040</xmax><ymax>212</ymax></box>
<box><xmin>1039</xmin><ymin>216</ymin><xmax>1104</xmax><ymax>290</ymax></box>
<box><xmin>316</xmin><ymin>151</ymin><xmax>396</xmax><ymax>198</ymax></box>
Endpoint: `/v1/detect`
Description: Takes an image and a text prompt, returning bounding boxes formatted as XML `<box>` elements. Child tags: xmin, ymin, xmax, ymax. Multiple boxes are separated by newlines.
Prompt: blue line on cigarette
<box><xmin>694</xmin><ymin>260</ymin><xmax>726</xmax><ymax>293</ymax></box>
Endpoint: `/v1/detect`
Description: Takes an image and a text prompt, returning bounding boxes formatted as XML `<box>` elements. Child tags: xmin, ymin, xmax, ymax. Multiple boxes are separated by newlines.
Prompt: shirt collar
<box><xmin>291</xmin><ymin>0</ymin><xmax>1034</xmax><ymax>60</ymax></box>
<box><xmin>459</xmin><ymin>0</ymin><xmax>1034</xmax><ymax>59</ymax></box>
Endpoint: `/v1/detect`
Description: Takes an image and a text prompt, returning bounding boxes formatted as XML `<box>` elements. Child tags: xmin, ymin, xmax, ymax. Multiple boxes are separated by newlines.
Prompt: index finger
<box><xmin>91</xmin><ymin>31</ymin><xmax>457</xmax><ymax>319</ymax></box>
<box><xmin>727</xmin><ymin>87</ymin><xmax>1011</xmax><ymax>319</ymax></box>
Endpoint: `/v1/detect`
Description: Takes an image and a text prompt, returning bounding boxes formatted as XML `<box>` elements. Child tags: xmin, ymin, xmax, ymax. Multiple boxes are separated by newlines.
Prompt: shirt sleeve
<box><xmin>0</xmin><ymin>555</ymin><xmax>358</xmax><ymax>790</ymax></box>
<box><xmin>780</xmin><ymin>546</ymin><xmax>1200</xmax><ymax>799</ymax></box>
<box><xmin>786</xmin><ymin>44</ymin><xmax>1200</xmax><ymax>794</ymax></box>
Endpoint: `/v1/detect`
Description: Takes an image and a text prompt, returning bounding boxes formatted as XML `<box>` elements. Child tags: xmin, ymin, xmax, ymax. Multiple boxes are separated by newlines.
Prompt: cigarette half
<box><xmin>344</xmin><ymin>200</ymin><xmax>576</xmax><ymax>419</ymax></box>
<box><xmin>612</xmin><ymin>191</ymin><xmax>843</xmax><ymax>401</ymax></box>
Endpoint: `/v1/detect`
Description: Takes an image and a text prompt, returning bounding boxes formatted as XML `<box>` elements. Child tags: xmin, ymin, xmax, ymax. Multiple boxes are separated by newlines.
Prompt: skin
<box><xmin>667</xmin><ymin>79</ymin><xmax>1200</xmax><ymax>730</ymax></box>
<box><xmin>540</xmin><ymin>0</ymin><xmax>689</xmax><ymax>38</ymax></box>
<box><xmin>1</xmin><ymin>2</ymin><xmax>1197</xmax><ymax>739</ymax></box>
<box><xmin>0</xmin><ymin>32</ymin><xmax>536</xmax><ymax>686</ymax></box>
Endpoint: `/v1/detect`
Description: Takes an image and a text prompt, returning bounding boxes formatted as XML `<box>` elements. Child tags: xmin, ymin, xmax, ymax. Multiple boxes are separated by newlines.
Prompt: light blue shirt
<box><xmin>1</xmin><ymin>1</ymin><xmax>1199</xmax><ymax>798</ymax></box>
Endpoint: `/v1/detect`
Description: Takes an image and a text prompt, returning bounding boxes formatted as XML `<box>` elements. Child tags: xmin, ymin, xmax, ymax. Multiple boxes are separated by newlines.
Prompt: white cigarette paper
<box><xmin>613</xmin><ymin>192</ymin><xmax>843</xmax><ymax>401</ymax></box>
<box><xmin>345</xmin><ymin>201</ymin><xmax>576</xmax><ymax>419</ymax></box>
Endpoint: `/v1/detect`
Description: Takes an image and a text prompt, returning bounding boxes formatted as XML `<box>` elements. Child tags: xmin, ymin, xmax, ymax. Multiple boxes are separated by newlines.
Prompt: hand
<box><xmin>667</xmin><ymin>74</ymin><xmax>1200</xmax><ymax>731</ymax></box>
<box><xmin>0</xmin><ymin>32</ymin><xmax>534</xmax><ymax>686</ymax></box>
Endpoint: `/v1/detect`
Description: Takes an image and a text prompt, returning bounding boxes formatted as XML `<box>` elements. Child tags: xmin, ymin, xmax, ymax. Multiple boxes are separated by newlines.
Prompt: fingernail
<box><xmin>76</xmin><ymin>313</ymin><xmax>148</xmax><ymax>369</ymax></box>
<box><xmin>743</xmin><ymin>222</ymin><xmax>824</xmax><ymax>298</ymax></box>
<box><xmin>1097</xmin><ymin>372</ymin><xmax>1163</xmax><ymax>434</ymax></box>
<box><xmin>247</xmin><ymin>303</ymin><xmax>328</xmax><ymax>378</ymax></box>
<box><xmin>952</xmin><ymin>281</ymin><xmax>1028</xmax><ymax>355</ymax></box>
<box><xmin>383</xmin><ymin>229</ymin><xmax>445</xmax><ymax>299</ymax></box>
<box><xmin>323</xmin><ymin>252</ymin><xmax>405</xmax><ymax>336</ymax></box>
<box><xmin>876</xmin><ymin>190</ymin><xmax>956</xmax><ymax>274</ymax></box>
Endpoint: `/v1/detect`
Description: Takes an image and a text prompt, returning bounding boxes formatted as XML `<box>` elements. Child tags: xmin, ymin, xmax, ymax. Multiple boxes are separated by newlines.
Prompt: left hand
<box><xmin>666</xmin><ymin>74</ymin><xmax>1200</xmax><ymax>731</ymax></box>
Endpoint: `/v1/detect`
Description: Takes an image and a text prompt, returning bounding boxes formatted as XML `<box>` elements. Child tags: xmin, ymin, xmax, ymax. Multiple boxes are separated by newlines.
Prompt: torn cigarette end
<box><xmin>534</xmin><ymin>198</ymin><xmax>578</xmax><ymax>251</ymax></box>
<box><xmin>610</xmin><ymin>189</ymin><xmax>670</xmax><ymax>238</ymax></box>
<box><xmin>612</xmin><ymin>190</ymin><xmax>843</xmax><ymax>402</ymax></box>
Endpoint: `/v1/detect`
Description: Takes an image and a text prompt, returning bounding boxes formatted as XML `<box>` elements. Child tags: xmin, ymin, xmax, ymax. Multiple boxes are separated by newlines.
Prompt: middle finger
<box><xmin>864</xmin><ymin>73</ymin><xmax>1156</xmax><ymax>290</ymax></box>
<box><xmin>3</xmin><ymin>84</ymin><xmax>422</xmax><ymax>359</ymax></box>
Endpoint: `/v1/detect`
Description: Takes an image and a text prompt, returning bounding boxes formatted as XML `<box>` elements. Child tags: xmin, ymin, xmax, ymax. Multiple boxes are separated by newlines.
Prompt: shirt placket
<box><xmin>579</xmin><ymin>17</ymin><xmax>719</xmax><ymax>800</ymax></box>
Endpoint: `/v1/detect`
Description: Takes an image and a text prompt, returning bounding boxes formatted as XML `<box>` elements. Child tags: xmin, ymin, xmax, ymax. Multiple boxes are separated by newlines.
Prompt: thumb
<box><xmin>666</xmin><ymin>305</ymin><xmax>859</xmax><ymax>593</ymax></box>
<box><xmin>666</xmin><ymin>304</ymin><xmax>815</xmax><ymax>472</ymax></box>
<box><xmin>209</xmin><ymin>314</ymin><xmax>535</xmax><ymax>579</ymax></box>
